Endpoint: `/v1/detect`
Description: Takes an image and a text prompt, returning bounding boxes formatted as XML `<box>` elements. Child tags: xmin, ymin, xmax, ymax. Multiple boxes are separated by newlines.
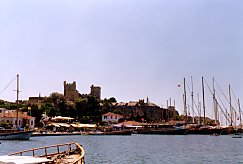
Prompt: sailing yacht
<box><xmin>0</xmin><ymin>74</ymin><xmax>33</xmax><ymax>140</ymax></box>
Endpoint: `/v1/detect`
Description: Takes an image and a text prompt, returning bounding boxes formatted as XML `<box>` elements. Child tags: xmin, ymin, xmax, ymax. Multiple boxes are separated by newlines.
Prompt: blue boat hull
<box><xmin>0</xmin><ymin>131</ymin><xmax>33</xmax><ymax>140</ymax></box>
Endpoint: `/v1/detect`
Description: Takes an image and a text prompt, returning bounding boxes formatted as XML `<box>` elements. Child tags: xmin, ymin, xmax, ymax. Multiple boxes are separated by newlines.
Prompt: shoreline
<box><xmin>31</xmin><ymin>132</ymin><xmax>81</xmax><ymax>137</ymax></box>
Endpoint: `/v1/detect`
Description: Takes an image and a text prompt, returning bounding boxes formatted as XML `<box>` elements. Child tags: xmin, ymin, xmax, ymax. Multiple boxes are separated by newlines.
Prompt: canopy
<box><xmin>47</xmin><ymin>123</ymin><xmax>70</xmax><ymax>127</ymax></box>
<box><xmin>79</xmin><ymin>124</ymin><xmax>97</xmax><ymax>128</ymax></box>
<box><xmin>51</xmin><ymin>116</ymin><xmax>74</xmax><ymax>121</ymax></box>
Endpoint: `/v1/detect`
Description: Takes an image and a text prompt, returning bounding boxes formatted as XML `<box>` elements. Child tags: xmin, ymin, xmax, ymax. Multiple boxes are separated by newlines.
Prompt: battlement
<box><xmin>64</xmin><ymin>81</ymin><xmax>79</xmax><ymax>101</ymax></box>
<box><xmin>90</xmin><ymin>85</ymin><xmax>101</xmax><ymax>99</ymax></box>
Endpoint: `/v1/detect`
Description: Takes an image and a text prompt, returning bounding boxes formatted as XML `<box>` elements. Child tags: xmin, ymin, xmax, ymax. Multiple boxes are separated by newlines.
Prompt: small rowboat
<box><xmin>232</xmin><ymin>133</ymin><xmax>242</xmax><ymax>138</ymax></box>
<box><xmin>0</xmin><ymin>142</ymin><xmax>85</xmax><ymax>164</ymax></box>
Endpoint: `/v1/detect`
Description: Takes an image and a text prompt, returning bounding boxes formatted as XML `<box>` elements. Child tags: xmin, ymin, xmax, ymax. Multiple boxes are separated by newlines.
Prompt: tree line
<box><xmin>0</xmin><ymin>92</ymin><xmax>118</xmax><ymax>127</ymax></box>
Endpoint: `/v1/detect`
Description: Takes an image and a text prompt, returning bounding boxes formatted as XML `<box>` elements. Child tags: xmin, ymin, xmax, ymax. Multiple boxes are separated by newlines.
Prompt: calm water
<box><xmin>1</xmin><ymin>134</ymin><xmax>243</xmax><ymax>164</ymax></box>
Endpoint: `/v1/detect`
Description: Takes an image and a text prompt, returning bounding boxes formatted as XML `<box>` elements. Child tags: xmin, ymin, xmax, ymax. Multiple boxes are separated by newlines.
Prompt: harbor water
<box><xmin>1</xmin><ymin>134</ymin><xmax>243</xmax><ymax>164</ymax></box>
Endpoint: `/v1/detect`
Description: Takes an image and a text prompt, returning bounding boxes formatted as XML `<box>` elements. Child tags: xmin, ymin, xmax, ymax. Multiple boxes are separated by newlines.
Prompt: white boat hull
<box><xmin>0</xmin><ymin>131</ymin><xmax>33</xmax><ymax>140</ymax></box>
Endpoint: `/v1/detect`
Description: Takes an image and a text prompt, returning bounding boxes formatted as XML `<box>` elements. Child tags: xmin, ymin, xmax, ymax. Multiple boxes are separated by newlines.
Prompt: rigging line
<box><xmin>230</xmin><ymin>87</ymin><xmax>242</xmax><ymax>118</ymax></box>
<box><xmin>204</xmin><ymin>79</ymin><xmax>222</xmax><ymax>121</ymax></box>
<box><xmin>215</xmin><ymin>89</ymin><xmax>238</xmax><ymax>124</ymax></box>
<box><xmin>231</xmin><ymin>87</ymin><xmax>239</xmax><ymax>106</ymax></box>
<box><xmin>214</xmin><ymin>79</ymin><xmax>239</xmax><ymax>118</ymax></box>
<box><xmin>218</xmin><ymin>103</ymin><xmax>231</xmax><ymax>123</ymax></box>
<box><xmin>185</xmin><ymin>80</ymin><xmax>191</xmax><ymax>93</ymax></box>
<box><xmin>203</xmin><ymin>78</ymin><xmax>213</xmax><ymax>95</ymax></box>
<box><xmin>185</xmin><ymin>80</ymin><xmax>200</xmax><ymax>115</ymax></box>
<box><xmin>0</xmin><ymin>76</ymin><xmax>17</xmax><ymax>96</ymax></box>
<box><xmin>215</xmin><ymin>79</ymin><xmax>230</xmax><ymax>105</ymax></box>
<box><xmin>215</xmin><ymin>90</ymin><xmax>229</xmax><ymax>116</ymax></box>
<box><xmin>187</xmin><ymin>103</ymin><xmax>197</xmax><ymax>116</ymax></box>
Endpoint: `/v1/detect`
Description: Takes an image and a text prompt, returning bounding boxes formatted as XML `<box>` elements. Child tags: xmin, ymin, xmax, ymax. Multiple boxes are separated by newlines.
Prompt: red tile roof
<box><xmin>102</xmin><ymin>112</ymin><xmax>123</xmax><ymax>117</ymax></box>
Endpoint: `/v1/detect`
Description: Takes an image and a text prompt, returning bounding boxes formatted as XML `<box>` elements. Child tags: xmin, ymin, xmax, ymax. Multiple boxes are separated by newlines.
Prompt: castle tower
<box><xmin>90</xmin><ymin>85</ymin><xmax>101</xmax><ymax>99</ymax></box>
<box><xmin>64</xmin><ymin>81</ymin><xmax>79</xmax><ymax>101</ymax></box>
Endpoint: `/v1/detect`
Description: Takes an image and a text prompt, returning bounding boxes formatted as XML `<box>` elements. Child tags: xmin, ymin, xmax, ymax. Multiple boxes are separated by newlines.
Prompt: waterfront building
<box><xmin>28</xmin><ymin>94</ymin><xmax>45</xmax><ymax>108</ymax></box>
<box><xmin>0</xmin><ymin>108</ymin><xmax>35</xmax><ymax>129</ymax></box>
<box><xmin>113</xmin><ymin>99</ymin><xmax>179</xmax><ymax>123</ymax></box>
<box><xmin>102</xmin><ymin>112</ymin><xmax>123</xmax><ymax>123</ymax></box>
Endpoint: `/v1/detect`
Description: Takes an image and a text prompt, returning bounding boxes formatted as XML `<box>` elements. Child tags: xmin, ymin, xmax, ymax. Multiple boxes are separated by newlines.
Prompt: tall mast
<box><xmin>229</xmin><ymin>85</ymin><xmax>233</xmax><ymax>126</ymax></box>
<box><xmin>16</xmin><ymin>74</ymin><xmax>19</xmax><ymax>128</ymax></box>
<box><xmin>191</xmin><ymin>76</ymin><xmax>195</xmax><ymax>124</ymax></box>
<box><xmin>234</xmin><ymin>111</ymin><xmax>237</xmax><ymax>128</ymax></box>
<box><xmin>202</xmin><ymin>77</ymin><xmax>206</xmax><ymax>126</ymax></box>
<box><xmin>215</xmin><ymin>99</ymin><xmax>220</xmax><ymax>126</ymax></box>
<box><xmin>197</xmin><ymin>93</ymin><xmax>201</xmax><ymax>125</ymax></box>
<box><xmin>212</xmin><ymin>77</ymin><xmax>217</xmax><ymax>126</ymax></box>
<box><xmin>238</xmin><ymin>99</ymin><xmax>242</xmax><ymax>129</ymax></box>
<box><xmin>183</xmin><ymin>78</ymin><xmax>187</xmax><ymax>124</ymax></box>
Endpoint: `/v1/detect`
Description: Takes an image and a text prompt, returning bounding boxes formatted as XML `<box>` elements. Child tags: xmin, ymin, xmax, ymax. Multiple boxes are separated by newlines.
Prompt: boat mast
<box><xmin>183</xmin><ymin>78</ymin><xmax>187</xmax><ymax>125</ymax></box>
<box><xmin>215</xmin><ymin>99</ymin><xmax>220</xmax><ymax>126</ymax></box>
<box><xmin>234</xmin><ymin>111</ymin><xmax>237</xmax><ymax>128</ymax></box>
<box><xmin>238</xmin><ymin>99</ymin><xmax>242</xmax><ymax>129</ymax></box>
<box><xmin>197</xmin><ymin>93</ymin><xmax>201</xmax><ymax>125</ymax></box>
<box><xmin>229</xmin><ymin>85</ymin><xmax>233</xmax><ymax>126</ymax></box>
<box><xmin>212</xmin><ymin>77</ymin><xmax>217</xmax><ymax>126</ymax></box>
<box><xmin>16</xmin><ymin>74</ymin><xmax>19</xmax><ymax>128</ymax></box>
<box><xmin>202</xmin><ymin>77</ymin><xmax>206</xmax><ymax>126</ymax></box>
<box><xmin>191</xmin><ymin>76</ymin><xmax>195</xmax><ymax>124</ymax></box>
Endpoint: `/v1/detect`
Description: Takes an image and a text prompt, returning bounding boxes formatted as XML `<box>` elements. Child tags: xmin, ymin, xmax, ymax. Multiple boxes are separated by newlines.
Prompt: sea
<box><xmin>1</xmin><ymin>134</ymin><xmax>243</xmax><ymax>164</ymax></box>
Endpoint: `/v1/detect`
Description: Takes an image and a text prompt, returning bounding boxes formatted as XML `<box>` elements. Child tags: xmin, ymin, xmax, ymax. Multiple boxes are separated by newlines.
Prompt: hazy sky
<box><xmin>1</xmin><ymin>0</ymin><xmax>243</xmax><ymax>117</ymax></box>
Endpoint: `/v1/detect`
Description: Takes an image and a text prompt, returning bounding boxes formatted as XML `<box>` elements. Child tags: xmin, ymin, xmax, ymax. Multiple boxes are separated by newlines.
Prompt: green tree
<box><xmin>29</xmin><ymin>104</ymin><xmax>44</xmax><ymax>126</ymax></box>
<box><xmin>75</xmin><ymin>98</ymin><xmax>88</xmax><ymax>120</ymax></box>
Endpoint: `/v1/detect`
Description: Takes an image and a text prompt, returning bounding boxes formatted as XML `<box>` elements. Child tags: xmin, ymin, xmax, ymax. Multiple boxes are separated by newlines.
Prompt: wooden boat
<box><xmin>134</xmin><ymin>124</ymin><xmax>187</xmax><ymax>135</ymax></box>
<box><xmin>232</xmin><ymin>133</ymin><xmax>242</xmax><ymax>138</ymax></box>
<box><xmin>1</xmin><ymin>142</ymin><xmax>85</xmax><ymax>164</ymax></box>
<box><xmin>0</xmin><ymin>156</ymin><xmax>53</xmax><ymax>163</ymax></box>
<box><xmin>81</xmin><ymin>130</ymin><xmax>132</xmax><ymax>135</ymax></box>
<box><xmin>0</xmin><ymin>129</ymin><xmax>33</xmax><ymax>140</ymax></box>
<box><xmin>185</xmin><ymin>127</ymin><xmax>228</xmax><ymax>135</ymax></box>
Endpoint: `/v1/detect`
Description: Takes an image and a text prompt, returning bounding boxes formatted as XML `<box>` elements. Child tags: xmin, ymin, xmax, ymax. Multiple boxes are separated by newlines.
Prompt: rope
<box><xmin>0</xmin><ymin>76</ymin><xmax>17</xmax><ymax>96</ymax></box>
<box><xmin>185</xmin><ymin>80</ymin><xmax>200</xmax><ymax>116</ymax></box>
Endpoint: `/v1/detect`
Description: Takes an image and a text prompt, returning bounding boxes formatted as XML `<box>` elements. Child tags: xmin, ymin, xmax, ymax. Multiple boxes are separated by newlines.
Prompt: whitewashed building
<box><xmin>0</xmin><ymin>108</ymin><xmax>35</xmax><ymax>129</ymax></box>
<box><xmin>102</xmin><ymin>112</ymin><xmax>123</xmax><ymax>123</ymax></box>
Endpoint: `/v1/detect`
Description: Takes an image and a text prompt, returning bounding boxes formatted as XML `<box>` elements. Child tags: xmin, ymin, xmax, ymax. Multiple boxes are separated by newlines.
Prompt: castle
<box><xmin>64</xmin><ymin>81</ymin><xmax>101</xmax><ymax>101</ymax></box>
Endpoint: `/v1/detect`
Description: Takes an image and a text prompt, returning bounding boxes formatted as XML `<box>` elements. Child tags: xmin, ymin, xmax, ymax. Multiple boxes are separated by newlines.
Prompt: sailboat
<box><xmin>0</xmin><ymin>74</ymin><xmax>33</xmax><ymax>140</ymax></box>
<box><xmin>185</xmin><ymin>77</ymin><xmax>228</xmax><ymax>135</ymax></box>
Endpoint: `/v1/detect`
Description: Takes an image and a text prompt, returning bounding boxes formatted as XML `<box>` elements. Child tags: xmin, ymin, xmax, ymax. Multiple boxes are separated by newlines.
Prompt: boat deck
<box><xmin>8</xmin><ymin>142</ymin><xmax>85</xmax><ymax>164</ymax></box>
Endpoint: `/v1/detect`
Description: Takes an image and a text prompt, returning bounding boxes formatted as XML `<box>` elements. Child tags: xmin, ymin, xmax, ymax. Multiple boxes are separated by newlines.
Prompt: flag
<box><xmin>28</xmin><ymin>107</ymin><xmax>31</xmax><ymax>111</ymax></box>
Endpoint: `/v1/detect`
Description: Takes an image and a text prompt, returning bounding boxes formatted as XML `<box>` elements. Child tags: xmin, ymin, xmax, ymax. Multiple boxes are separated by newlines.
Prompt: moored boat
<box><xmin>1</xmin><ymin>142</ymin><xmax>85</xmax><ymax>164</ymax></box>
<box><xmin>232</xmin><ymin>132</ymin><xmax>242</xmax><ymax>138</ymax></box>
<box><xmin>185</xmin><ymin>126</ymin><xmax>228</xmax><ymax>135</ymax></box>
<box><xmin>0</xmin><ymin>75</ymin><xmax>34</xmax><ymax>140</ymax></box>
<box><xmin>0</xmin><ymin>130</ymin><xmax>33</xmax><ymax>140</ymax></box>
<box><xmin>81</xmin><ymin>130</ymin><xmax>132</xmax><ymax>135</ymax></box>
<box><xmin>134</xmin><ymin>124</ymin><xmax>187</xmax><ymax>135</ymax></box>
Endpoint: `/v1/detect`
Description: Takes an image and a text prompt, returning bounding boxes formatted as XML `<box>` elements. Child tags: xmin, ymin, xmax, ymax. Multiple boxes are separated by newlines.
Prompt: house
<box><xmin>0</xmin><ymin>108</ymin><xmax>35</xmax><ymax>129</ymax></box>
<box><xmin>102</xmin><ymin>112</ymin><xmax>123</xmax><ymax>124</ymax></box>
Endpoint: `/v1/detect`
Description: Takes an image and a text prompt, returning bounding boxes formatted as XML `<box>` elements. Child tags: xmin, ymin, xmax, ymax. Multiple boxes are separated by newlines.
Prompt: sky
<box><xmin>1</xmin><ymin>0</ymin><xmax>243</xmax><ymax>119</ymax></box>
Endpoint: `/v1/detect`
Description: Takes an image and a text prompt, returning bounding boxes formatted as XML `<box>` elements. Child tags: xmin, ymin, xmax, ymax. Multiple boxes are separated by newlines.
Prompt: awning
<box><xmin>58</xmin><ymin>123</ymin><xmax>70</xmax><ymax>127</ymax></box>
<box><xmin>79</xmin><ymin>124</ymin><xmax>97</xmax><ymax>128</ymax></box>
<box><xmin>51</xmin><ymin>116</ymin><xmax>74</xmax><ymax>121</ymax></box>
<box><xmin>47</xmin><ymin>123</ymin><xmax>60</xmax><ymax>127</ymax></box>
<box><xmin>70</xmin><ymin>124</ymin><xmax>81</xmax><ymax>128</ymax></box>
